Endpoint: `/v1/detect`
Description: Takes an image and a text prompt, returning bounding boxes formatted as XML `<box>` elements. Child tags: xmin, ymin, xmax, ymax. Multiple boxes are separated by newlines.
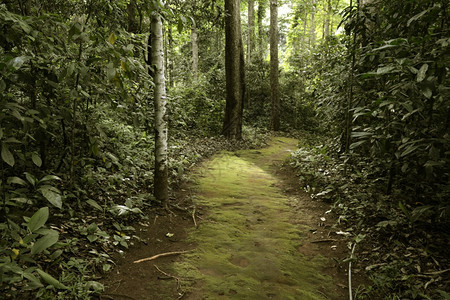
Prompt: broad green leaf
<box><xmin>28</xmin><ymin>207</ymin><xmax>49</xmax><ymax>233</ymax></box>
<box><xmin>39</xmin><ymin>175</ymin><xmax>61</xmax><ymax>182</ymax></box>
<box><xmin>422</xmin><ymin>88</ymin><xmax>432</xmax><ymax>99</ymax></box>
<box><xmin>86</xmin><ymin>281</ymin><xmax>104</xmax><ymax>293</ymax></box>
<box><xmin>39</xmin><ymin>186</ymin><xmax>62</xmax><ymax>209</ymax></box>
<box><xmin>108</xmin><ymin>32</ymin><xmax>117</xmax><ymax>45</ymax></box>
<box><xmin>23</xmin><ymin>272</ymin><xmax>44</xmax><ymax>289</ymax></box>
<box><xmin>359</xmin><ymin>72</ymin><xmax>378</xmax><ymax>79</ymax></box>
<box><xmin>407</xmin><ymin>9</ymin><xmax>428</xmax><ymax>27</ymax></box>
<box><xmin>32</xmin><ymin>153</ymin><xmax>42</xmax><ymax>167</ymax></box>
<box><xmin>401</xmin><ymin>145</ymin><xmax>420</xmax><ymax>157</ymax></box>
<box><xmin>377</xmin><ymin>66</ymin><xmax>395</xmax><ymax>75</ymax></box>
<box><xmin>50</xmin><ymin>249</ymin><xmax>63</xmax><ymax>260</ymax></box>
<box><xmin>7</xmin><ymin>177</ymin><xmax>27</xmax><ymax>186</ymax></box>
<box><xmin>31</xmin><ymin>230</ymin><xmax>59</xmax><ymax>254</ymax></box>
<box><xmin>416</xmin><ymin>64</ymin><xmax>428</xmax><ymax>82</ymax></box>
<box><xmin>36</xmin><ymin>269</ymin><xmax>68</xmax><ymax>290</ymax></box>
<box><xmin>373</xmin><ymin>44</ymin><xmax>397</xmax><ymax>51</ymax></box>
<box><xmin>351</xmin><ymin>131</ymin><xmax>373</xmax><ymax>138</ymax></box>
<box><xmin>87</xmin><ymin>235</ymin><xmax>98</xmax><ymax>242</ymax></box>
<box><xmin>1</xmin><ymin>144</ymin><xmax>15</xmax><ymax>167</ymax></box>
<box><xmin>86</xmin><ymin>199</ymin><xmax>103</xmax><ymax>211</ymax></box>
<box><xmin>10</xmin><ymin>56</ymin><xmax>29</xmax><ymax>70</ymax></box>
<box><xmin>350</xmin><ymin>140</ymin><xmax>367</xmax><ymax>149</ymax></box>
<box><xmin>25</xmin><ymin>172</ymin><xmax>37</xmax><ymax>186</ymax></box>
<box><xmin>437</xmin><ymin>290</ymin><xmax>450</xmax><ymax>300</ymax></box>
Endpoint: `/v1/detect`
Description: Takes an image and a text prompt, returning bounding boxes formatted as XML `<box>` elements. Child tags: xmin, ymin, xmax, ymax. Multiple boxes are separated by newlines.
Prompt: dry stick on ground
<box><xmin>192</xmin><ymin>205</ymin><xmax>197</xmax><ymax>228</ymax></box>
<box><xmin>311</xmin><ymin>239</ymin><xmax>337</xmax><ymax>243</ymax></box>
<box><xmin>133</xmin><ymin>250</ymin><xmax>192</xmax><ymax>264</ymax></box>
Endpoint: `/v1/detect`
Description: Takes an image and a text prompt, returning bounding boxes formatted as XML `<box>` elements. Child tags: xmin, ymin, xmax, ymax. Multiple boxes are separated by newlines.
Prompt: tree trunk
<box><xmin>168</xmin><ymin>26</ymin><xmax>174</xmax><ymax>88</ymax></box>
<box><xmin>223</xmin><ymin>0</ymin><xmax>244</xmax><ymax>139</ymax></box>
<box><xmin>150</xmin><ymin>12</ymin><xmax>169</xmax><ymax>207</ymax></box>
<box><xmin>324</xmin><ymin>0</ymin><xmax>331</xmax><ymax>38</ymax></box>
<box><xmin>310</xmin><ymin>0</ymin><xmax>316</xmax><ymax>46</ymax></box>
<box><xmin>257</xmin><ymin>0</ymin><xmax>267</xmax><ymax>61</ymax></box>
<box><xmin>191</xmin><ymin>24</ymin><xmax>199</xmax><ymax>81</ymax></box>
<box><xmin>270</xmin><ymin>0</ymin><xmax>280</xmax><ymax>131</ymax></box>
<box><xmin>127</xmin><ymin>0</ymin><xmax>138</xmax><ymax>33</ymax></box>
<box><xmin>247</xmin><ymin>0</ymin><xmax>255</xmax><ymax>62</ymax></box>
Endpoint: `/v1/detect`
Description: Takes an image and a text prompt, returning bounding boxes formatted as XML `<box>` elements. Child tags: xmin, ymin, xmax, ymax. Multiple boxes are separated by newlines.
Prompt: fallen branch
<box><xmin>101</xmin><ymin>293</ymin><xmax>137</xmax><ymax>300</ymax></box>
<box><xmin>311</xmin><ymin>239</ymin><xmax>337</xmax><ymax>243</ymax></box>
<box><xmin>192</xmin><ymin>205</ymin><xmax>197</xmax><ymax>228</ymax></box>
<box><xmin>134</xmin><ymin>250</ymin><xmax>191</xmax><ymax>264</ymax></box>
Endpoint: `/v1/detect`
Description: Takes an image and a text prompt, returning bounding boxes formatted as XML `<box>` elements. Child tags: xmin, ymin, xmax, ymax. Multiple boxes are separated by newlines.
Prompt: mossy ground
<box><xmin>173</xmin><ymin>137</ymin><xmax>334</xmax><ymax>299</ymax></box>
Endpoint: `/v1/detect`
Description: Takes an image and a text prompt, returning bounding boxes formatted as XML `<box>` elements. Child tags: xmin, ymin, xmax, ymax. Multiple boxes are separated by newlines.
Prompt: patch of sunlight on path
<box><xmin>175</xmin><ymin>137</ymin><xmax>333</xmax><ymax>300</ymax></box>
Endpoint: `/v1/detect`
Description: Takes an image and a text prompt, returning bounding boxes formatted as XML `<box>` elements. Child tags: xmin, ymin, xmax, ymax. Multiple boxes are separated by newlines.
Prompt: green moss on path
<box><xmin>175</xmin><ymin>137</ymin><xmax>334</xmax><ymax>299</ymax></box>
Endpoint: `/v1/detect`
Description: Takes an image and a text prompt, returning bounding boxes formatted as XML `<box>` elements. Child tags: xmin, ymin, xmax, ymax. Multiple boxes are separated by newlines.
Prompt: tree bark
<box><xmin>223</xmin><ymin>0</ymin><xmax>244</xmax><ymax>139</ymax></box>
<box><xmin>257</xmin><ymin>0</ymin><xmax>267</xmax><ymax>61</ymax></box>
<box><xmin>270</xmin><ymin>0</ymin><xmax>280</xmax><ymax>131</ymax></box>
<box><xmin>127</xmin><ymin>0</ymin><xmax>138</xmax><ymax>33</ymax></box>
<box><xmin>150</xmin><ymin>12</ymin><xmax>169</xmax><ymax>207</ymax></box>
<box><xmin>310</xmin><ymin>0</ymin><xmax>316</xmax><ymax>46</ymax></box>
<box><xmin>324</xmin><ymin>0</ymin><xmax>332</xmax><ymax>38</ymax></box>
<box><xmin>191</xmin><ymin>24</ymin><xmax>199</xmax><ymax>81</ymax></box>
<box><xmin>247</xmin><ymin>0</ymin><xmax>255</xmax><ymax>62</ymax></box>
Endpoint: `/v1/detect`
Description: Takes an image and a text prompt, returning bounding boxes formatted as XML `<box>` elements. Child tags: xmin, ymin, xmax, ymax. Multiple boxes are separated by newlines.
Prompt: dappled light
<box><xmin>1</xmin><ymin>0</ymin><xmax>447</xmax><ymax>299</ymax></box>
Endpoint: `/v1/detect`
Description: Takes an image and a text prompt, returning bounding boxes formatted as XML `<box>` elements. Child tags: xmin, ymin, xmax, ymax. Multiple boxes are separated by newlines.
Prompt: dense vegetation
<box><xmin>0</xmin><ymin>0</ymin><xmax>448</xmax><ymax>299</ymax></box>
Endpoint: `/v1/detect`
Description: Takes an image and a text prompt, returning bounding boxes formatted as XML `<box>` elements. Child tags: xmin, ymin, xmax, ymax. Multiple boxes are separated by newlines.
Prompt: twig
<box><xmin>154</xmin><ymin>264</ymin><xmax>179</xmax><ymax>280</ymax></box>
<box><xmin>133</xmin><ymin>250</ymin><xmax>191</xmax><ymax>264</ymax></box>
<box><xmin>424</xmin><ymin>268</ymin><xmax>450</xmax><ymax>276</ymax></box>
<box><xmin>192</xmin><ymin>205</ymin><xmax>198</xmax><ymax>228</ymax></box>
<box><xmin>101</xmin><ymin>293</ymin><xmax>137</xmax><ymax>300</ymax></box>
<box><xmin>311</xmin><ymin>239</ymin><xmax>337</xmax><ymax>243</ymax></box>
<box><xmin>349</xmin><ymin>243</ymin><xmax>356</xmax><ymax>300</ymax></box>
<box><xmin>154</xmin><ymin>265</ymin><xmax>182</xmax><ymax>291</ymax></box>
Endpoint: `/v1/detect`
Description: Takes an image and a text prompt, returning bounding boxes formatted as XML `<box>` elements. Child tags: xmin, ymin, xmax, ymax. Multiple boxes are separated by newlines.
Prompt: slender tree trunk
<box><xmin>324</xmin><ymin>0</ymin><xmax>331</xmax><ymax>38</ymax></box>
<box><xmin>270</xmin><ymin>0</ymin><xmax>280</xmax><ymax>131</ymax></box>
<box><xmin>310</xmin><ymin>0</ymin><xmax>316</xmax><ymax>46</ymax></box>
<box><xmin>223</xmin><ymin>0</ymin><xmax>244</xmax><ymax>139</ymax></box>
<box><xmin>127</xmin><ymin>0</ymin><xmax>138</xmax><ymax>33</ymax></box>
<box><xmin>168</xmin><ymin>26</ymin><xmax>174</xmax><ymax>88</ymax></box>
<box><xmin>257</xmin><ymin>0</ymin><xmax>266</xmax><ymax>61</ymax></box>
<box><xmin>150</xmin><ymin>12</ymin><xmax>169</xmax><ymax>207</ymax></box>
<box><xmin>247</xmin><ymin>0</ymin><xmax>255</xmax><ymax>62</ymax></box>
<box><xmin>191</xmin><ymin>24</ymin><xmax>199</xmax><ymax>81</ymax></box>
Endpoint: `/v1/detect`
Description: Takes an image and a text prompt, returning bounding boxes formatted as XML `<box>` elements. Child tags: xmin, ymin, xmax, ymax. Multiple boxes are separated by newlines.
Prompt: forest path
<box><xmin>102</xmin><ymin>137</ymin><xmax>348</xmax><ymax>300</ymax></box>
<box><xmin>174</xmin><ymin>137</ymin><xmax>342</xmax><ymax>299</ymax></box>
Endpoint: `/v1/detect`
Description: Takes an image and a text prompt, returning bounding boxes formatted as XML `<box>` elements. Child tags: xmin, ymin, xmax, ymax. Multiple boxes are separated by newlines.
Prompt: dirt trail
<box><xmin>102</xmin><ymin>137</ymin><xmax>349</xmax><ymax>300</ymax></box>
<box><xmin>174</xmin><ymin>137</ymin><xmax>339</xmax><ymax>300</ymax></box>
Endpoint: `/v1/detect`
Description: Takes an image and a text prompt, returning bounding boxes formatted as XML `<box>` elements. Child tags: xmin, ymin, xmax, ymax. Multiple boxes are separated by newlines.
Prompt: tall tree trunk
<box><xmin>302</xmin><ymin>12</ymin><xmax>308</xmax><ymax>44</ymax></box>
<box><xmin>127</xmin><ymin>0</ymin><xmax>138</xmax><ymax>33</ymax></box>
<box><xmin>309</xmin><ymin>0</ymin><xmax>316</xmax><ymax>46</ymax></box>
<box><xmin>168</xmin><ymin>26</ymin><xmax>174</xmax><ymax>88</ymax></box>
<box><xmin>257</xmin><ymin>0</ymin><xmax>267</xmax><ymax>61</ymax></box>
<box><xmin>223</xmin><ymin>0</ymin><xmax>244</xmax><ymax>139</ymax></box>
<box><xmin>324</xmin><ymin>0</ymin><xmax>332</xmax><ymax>38</ymax></box>
<box><xmin>247</xmin><ymin>0</ymin><xmax>255</xmax><ymax>62</ymax></box>
<box><xmin>270</xmin><ymin>0</ymin><xmax>280</xmax><ymax>131</ymax></box>
<box><xmin>191</xmin><ymin>24</ymin><xmax>199</xmax><ymax>81</ymax></box>
<box><xmin>150</xmin><ymin>12</ymin><xmax>169</xmax><ymax>207</ymax></box>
